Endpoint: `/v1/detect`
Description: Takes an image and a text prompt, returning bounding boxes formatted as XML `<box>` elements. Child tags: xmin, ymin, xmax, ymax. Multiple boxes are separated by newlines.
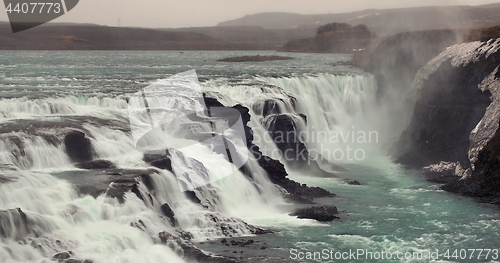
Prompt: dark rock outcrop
<box><xmin>290</xmin><ymin>206</ymin><xmax>339</xmax><ymax>222</ymax></box>
<box><xmin>0</xmin><ymin>208</ymin><xmax>29</xmax><ymax>239</ymax></box>
<box><xmin>394</xmin><ymin>54</ymin><xmax>493</xmax><ymax>168</ymax></box>
<box><xmin>161</xmin><ymin>203</ymin><xmax>177</xmax><ymax>226</ymax></box>
<box><xmin>391</xmin><ymin>36</ymin><xmax>500</xmax><ymax>204</ymax></box>
<box><xmin>52</xmin><ymin>251</ymin><xmax>72</xmax><ymax>261</ymax></box>
<box><xmin>53</xmin><ymin>169</ymin><xmax>157</xmax><ymax>203</ymax></box>
<box><xmin>75</xmin><ymin>160</ymin><xmax>116</xmax><ymax>170</ymax></box>
<box><xmin>0</xmin><ymin>174</ymin><xmax>13</xmax><ymax>184</ymax></box>
<box><xmin>185</xmin><ymin>190</ymin><xmax>202</xmax><ymax>205</ymax></box>
<box><xmin>263</xmin><ymin>114</ymin><xmax>308</xmax><ymax>164</ymax></box>
<box><xmin>159</xmin><ymin>231</ymin><xmax>236</xmax><ymax>263</ymax></box>
<box><xmin>441</xmin><ymin>119</ymin><xmax>500</xmax><ymax>204</ymax></box>
<box><xmin>250</xmin><ymin>144</ymin><xmax>334</xmax><ymax>203</ymax></box>
<box><xmin>202</xmin><ymin>213</ymin><xmax>271</xmax><ymax>237</ymax></box>
<box><xmin>64</xmin><ymin>131</ymin><xmax>93</xmax><ymax>163</ymax></box>
<box><xmin>143</xmin><ymin>153</ymin><xmax>172</xmax><ymax>171</ymax></box>
<box><xmin>346</xmin><ymin>180</ymin><xmax>362</xmax><ymax>185</ymax></box>
<box><xmin>0</xmin><ymin>208</ymin><xmax>54</xmax><ymax>241</ymax></box>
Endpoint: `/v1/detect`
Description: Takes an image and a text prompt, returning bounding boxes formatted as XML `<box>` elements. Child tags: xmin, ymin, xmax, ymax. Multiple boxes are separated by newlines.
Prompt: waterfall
<box><xmin>205</xmin><ymin>73</ymin><xmax>392</xmax><ymax>167</ymax></box>
<box><xmin>0</xmin><ymin>69</ymin><xmax>389</xmax><ymax>262</ymax></box>
<box><xmin>261</xmin><ymin>74</ymin><xmax>380</xmax><ymax>162</ymax></box>
<box><xmin>0</xmin><ymin>74</ymin><xmax>286</xmax><ymax>262</ymax></box>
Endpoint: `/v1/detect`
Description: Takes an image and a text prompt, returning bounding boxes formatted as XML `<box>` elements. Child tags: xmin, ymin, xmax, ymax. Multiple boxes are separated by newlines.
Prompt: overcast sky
<box><xmin>2</xmin><ymin>0</ymin><xmax>500</xmax><ymax>28</ymax></box>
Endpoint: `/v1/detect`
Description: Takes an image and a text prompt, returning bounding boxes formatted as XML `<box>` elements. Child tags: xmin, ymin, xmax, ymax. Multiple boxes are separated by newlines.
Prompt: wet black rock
<box><xmin>185</xmin><ymin>190</ymin><xmax>202</xmax><ymax>205</ymax></box>
<box><xmin>346</xmin><ymin>180</ymin><xmax>362</xmax><ymax>185</ymax></box>
<box><xmin>0</xmin><ymin>174</ymin><xmax>13</xmax><ymax>184</ymax></box>
<box><xmin>290</xmin><ymin>205</ymin><xmax>339</xmax><ymax>222</ymax></box>
<box><xmin>440</xmin><ymin>120</ymin><xmax>500</xmax><ymax>205</ymax></box>
<box><xmin>261</xmin><ymin>99</ymin><xmax>282</xmax><ymax>116</ymax></box>
<box><xmin>159</xmin><ymin>231</ymin><xmax>236</xmax><ymax>263</ymax></box>
<box><xmin>139</xmin><ymin>173</ymin><xmax>155</xmax><ymax>191</ymax></box>
<box><xmin>64</xmin><ymin>131</ymin><xmax>93</xmax><ymax>163</ymax></box>
<box><xmin>54</xmin><ymin>168</ymin><xmax>157</xmax><ymax>203</ymax></box>
<box><xmin>143</xmin><ymin>153</ymin><xmax>172</xmax><ymax>171</ymax></box>
<box><xmin>0</xmin><ymin>208</ymin><xmax>29</xmax><ymax>239</ymax></box>
<box><xmin>255</xmin><ymin>152</ymin><xmax>334</xmax><ymax>202</ymax></box>
<box><xmin>202</xmin><ymin>213</ymin><xmax>272</xmax><ymax>237</ymax></box>
<box><xmin>161</xmin><ymin>203</ymin><xmax>177</xmax><ymax>227</ymax></box>
<box><xmin>52</xmin><ymin>251</ymin><xmax>72</xmax><ymax>261</ymax></box>
<box><xmin>75</xmin><ymin>160</ymin><xmax>116</xmax><ymax>170</ymax></box>
<box><xmin>106</xmin><ymin>180</ymin><xmax>143</xmax><ymax>203</ymax></box>
<box><xmin>264</xmin><ymin>114</ymin><xmax>309</xmax><ymax>164</ymax></box>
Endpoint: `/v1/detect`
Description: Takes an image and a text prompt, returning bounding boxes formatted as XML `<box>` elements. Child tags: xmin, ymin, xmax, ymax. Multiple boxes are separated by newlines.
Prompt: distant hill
<box><xmin>217</xmin><ymin>12</ymin><xmax>365</xmax><ymax>30</ymax></box>
<box><xmin>217</xmin><ymin>4</ymin><xmax>500</xmax><ymax>36</ymax></box>
<box><xmin>0</xmin><ymin>23</ymin><xmax>238</xmax><ymax>50</ymax></box>
<box><xmin>0</xmin><ymin>22</ymin><xmax>316</xmax><ymax>50</ymax></box>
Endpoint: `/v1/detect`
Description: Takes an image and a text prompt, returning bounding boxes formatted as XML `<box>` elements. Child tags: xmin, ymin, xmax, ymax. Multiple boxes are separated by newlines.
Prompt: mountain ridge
<box><xmin>217</xmin><ymin>3</ymin><xmax>500</xmax><ymax>36</ymax></box>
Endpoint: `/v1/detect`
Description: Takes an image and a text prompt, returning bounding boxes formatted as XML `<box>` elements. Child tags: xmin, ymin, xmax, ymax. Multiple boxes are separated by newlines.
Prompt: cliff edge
<box><xmin>392</xmin><ymin>37</ymin><xmax>500</xmax><ymax>204</ymax></box>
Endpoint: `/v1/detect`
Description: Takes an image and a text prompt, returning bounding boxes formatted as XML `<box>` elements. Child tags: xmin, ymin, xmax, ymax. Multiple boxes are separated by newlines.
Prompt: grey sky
<box><xmin>2</xmin><ymin>0</ymin><xmax>500</xmax><ymax>28</ymax></box>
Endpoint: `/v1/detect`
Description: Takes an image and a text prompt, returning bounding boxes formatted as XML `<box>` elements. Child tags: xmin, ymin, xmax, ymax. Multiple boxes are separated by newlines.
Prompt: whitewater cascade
<box><xmin>205</xmin><ymin>73</ymin><xmax>391</xmax><ymax>168</ymax></box>
<box><xmin>0</xmin><ymin>73</ymin><xmax>285</xmax><ymax>262</ymax></box>
<box><xmin>0</xmin><ymin>70</ymin><xmax>385</xmax><ymax>262</ymax></box>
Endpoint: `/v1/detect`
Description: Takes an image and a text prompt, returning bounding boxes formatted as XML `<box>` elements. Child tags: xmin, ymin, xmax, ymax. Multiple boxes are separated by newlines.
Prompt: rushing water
<box><xmin>0</xmin><ymin>50</ymin><xmax>499</xmax><ymax>263</ymax></box>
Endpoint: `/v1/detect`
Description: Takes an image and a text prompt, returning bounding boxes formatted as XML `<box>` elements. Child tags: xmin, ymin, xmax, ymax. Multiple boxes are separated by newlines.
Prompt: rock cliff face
<box><xmin>355</xmin><ymin>26</ymin><xmax>500</xmax><ymax>204</ymax></box>
<box><xmin>393</xmin><ymin>38</ymin><xmax>500</xmax><ymax>204</ymax></box>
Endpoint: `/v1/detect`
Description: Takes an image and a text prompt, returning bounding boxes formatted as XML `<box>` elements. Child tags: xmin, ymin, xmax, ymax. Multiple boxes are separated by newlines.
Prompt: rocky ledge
<box><xmin>290</xmin><ymin>206</ymin><xmax>339</xmax><ymax>222</ymax></box>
